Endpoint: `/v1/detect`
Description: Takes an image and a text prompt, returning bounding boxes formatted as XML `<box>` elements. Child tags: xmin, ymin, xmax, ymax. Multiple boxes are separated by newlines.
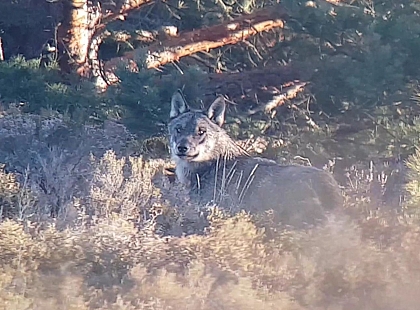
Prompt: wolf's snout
<box><xmin>177</xmin><ymin>145</ymin><xmax>188</xmax><ymax>154</ymax></box>
<box><xmin>175</xmin><ymin>142</ymin><xmax>198</xmax><ymax>160</ymax></box>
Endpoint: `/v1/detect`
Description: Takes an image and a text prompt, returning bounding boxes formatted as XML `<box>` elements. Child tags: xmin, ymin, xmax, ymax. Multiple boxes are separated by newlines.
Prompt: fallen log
<box><xmin>100</xmin><ymin>4</ymin><xmax>289</xmax><ymax>88</ymax></box>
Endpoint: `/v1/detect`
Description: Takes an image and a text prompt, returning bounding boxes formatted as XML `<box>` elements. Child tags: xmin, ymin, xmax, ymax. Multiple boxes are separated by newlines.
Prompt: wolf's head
<box><xmin>168</xmin><ymin>89</ymin><xmax>236</xmax><ymax>164</ymax></box>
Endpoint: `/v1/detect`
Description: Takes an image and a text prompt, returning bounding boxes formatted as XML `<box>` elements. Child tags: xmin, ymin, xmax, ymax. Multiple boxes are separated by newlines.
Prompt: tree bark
<box><xmin>0</xmin><ymin>37</ymin><xmax>4</xmax><ymax>61</ymax></box>
<box><xmin>56</xmin><ymin>0</ymin><xmax>153</xmax><ymax>75</ymax></box>
<box><xmin>57</xmin><ymin>0</ymin><xmax>90</xmax><ymax>74</ymax></box>
<box><xmin>101</xmin><ymin>4</ymin><xmax>289</xmax><ymax>87</ymax></box>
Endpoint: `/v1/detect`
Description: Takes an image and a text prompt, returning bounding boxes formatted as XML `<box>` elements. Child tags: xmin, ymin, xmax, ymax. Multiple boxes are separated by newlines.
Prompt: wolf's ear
<box><xmin>170</xmin><ymin>89</ymin><xmax>189</xmax><ymax>118</ymax></box>
<box><xmin>207</xmin><ymin>96</ymin><xmax>226</xmax><ymax>127</ymax></box>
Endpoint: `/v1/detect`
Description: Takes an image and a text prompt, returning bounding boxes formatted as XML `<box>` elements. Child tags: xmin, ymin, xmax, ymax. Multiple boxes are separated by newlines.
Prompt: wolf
<box><xmin>167</xmin><ymin>89</ymin><xmax>344</xmax><ymax>228</ymax></box>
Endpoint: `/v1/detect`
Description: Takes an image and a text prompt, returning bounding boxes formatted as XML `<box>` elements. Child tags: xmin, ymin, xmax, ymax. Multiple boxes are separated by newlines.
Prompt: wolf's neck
<box><xmin>176</xmin><ymin>152</ymin><xmax>249</xmax><ymax>188</ymax></box>
<box><xmin>218</xmin><ymin>140</ymin><xmax>249</xmax><ymax>160</ymax></box>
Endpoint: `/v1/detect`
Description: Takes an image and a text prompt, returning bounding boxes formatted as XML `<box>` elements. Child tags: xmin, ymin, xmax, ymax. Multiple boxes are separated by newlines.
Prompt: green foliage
<box><xmin>1</xmin><ymin>1</ymin><xmax>420</xmax><ymax>308</ymax></box>
<box><xmin>0</xmin><ymin>54</ymin><xmax>207</xmax><ymax>135</ymax></box>
<box><xmin>106</xmin><ymin>56</ymin><xmax>209</xmax><ymax>134</ymax></box>
<box><xmin>0</xmin><ymin>56</ymin><xmax>107</xmax><ymax>123</ymax></box>
<box><xmin>2</xmin><ymin>0</ymin><xmax>419</xmax><ymax>134</ymax></box>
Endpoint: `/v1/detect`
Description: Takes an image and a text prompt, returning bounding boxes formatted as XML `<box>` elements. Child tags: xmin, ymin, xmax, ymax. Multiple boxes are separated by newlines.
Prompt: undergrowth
<box><xmin>1</xmin><ymin>108</ymin><xmax>420</xmax><ymax>310</ymax></box>
<box><xmin>2</xmin><ymin>210</ymin><xmax>420</xmax><ymax>309</ymax></box>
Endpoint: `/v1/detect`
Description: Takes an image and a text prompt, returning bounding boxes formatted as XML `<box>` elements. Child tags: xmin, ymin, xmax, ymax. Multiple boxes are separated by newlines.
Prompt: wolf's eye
<box><xmin>176</xmin><ymin>127</ymin><xmax>182</xmax><ymax>133</ymax></box>
<box><xmin>198</xmin><ymin>128</ymin><xmax>206</xmax><ymax>136</ymax></box>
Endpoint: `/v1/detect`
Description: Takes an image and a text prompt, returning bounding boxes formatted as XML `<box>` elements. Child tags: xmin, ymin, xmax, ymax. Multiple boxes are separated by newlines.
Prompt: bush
<box><xmin>404</xmin><ymin>146</ymin><xmax>420</xmax><ymax>214</ymax></box>
<box><xmin>0</xmin><ymin>56</ymin><xmax>108</xmax><ymax>123</ymax></box>
<box><xmin>106</xmin><ymin>59</ymin><xmax>209</xmax><ymax>134</ymax></box>
<box><xmin>0</xmin><ymin>106</ymin><xmax>137</xmax><ymax>220</ymax></box>
<box><xmin>0</xmin><ymin>101</ymin><xmax>420</xmax><ymax>309</ymax></box>
<box><xmin>2</xmin><ymin>211</ymin><xmax>420</xmax><ymax>309</ymax></box>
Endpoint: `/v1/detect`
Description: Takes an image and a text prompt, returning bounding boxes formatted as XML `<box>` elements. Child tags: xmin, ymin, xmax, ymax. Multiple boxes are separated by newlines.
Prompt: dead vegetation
<box><xmin>102</xmin><ymin>4</ymin><xmax>288</xmax><ymax>86</ymax></box>
<box><xmin>0</xmin><ymin>107</ymin><xmax>420</xmax><ymax>310</ymax></box>
<box><xmin>0</xmin><ymin>1</ymin><xmax>420</xmax><ymax>310</ymax></box>
<box><xmin>2</xmin><ymin>207</ymin><xmax>420</xmax><ymax>309</ymax></box>
<box><xmin>0</xmin><ymin>106</ymin><xmax>420</xmax><ymax>309</ymax></box>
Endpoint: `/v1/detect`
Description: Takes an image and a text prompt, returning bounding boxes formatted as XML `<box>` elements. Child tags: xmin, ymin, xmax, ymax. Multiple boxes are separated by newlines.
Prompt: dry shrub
<box><xmin>2</xmin><ymin>209</ymin><xmax>420</xmax><ymax>310</ymax></box>
<box><xmin>85</xmin><ymin>149</ymin><xmax>207</xmax><ymax>236</ymax></box>
<box><xmin>0</xmin><ymin>106</ymin><xmax>206</xmax><ymax>231</ymax></box>
<box><xmin>2</xmin><ymin>108</ymin><xmax>420</xmax><ymax>309</ymax></box>
<box><xmin>127</xmin><ymin>262</ymin><xmax>302</xmax><ymax>310</ymax></box>
<box><xmin>405</xmin><ymin>147</ymin><xmax>420</xmax><ymax>212</ymax></box>
<box><xmin>342</xmin><ymin>158</ymin><xmax>406</xmax><ymax>219</ymax></box>
<box><xmin>0</xmin><ymin>217</ymin><xmax>141</xmax><ymax>309</ymax></box>
<box><xmin>0</xmin><ymin>106</ymin><xmax>136</xmax><ymax>220</ymax></box>
<box><xmin>88</xmin><ymin>150</ymin><xmax>165</xmax><ymax>220</ymax></box>
<box><xmin>0</xmin><ymin>107</ymin><xmax>186</xmax><ymax>232</ymax></box>
<box><xmin>0</xmin><ymin>164</ymin><xmax>29</xmax><ymax>220</ymax></box>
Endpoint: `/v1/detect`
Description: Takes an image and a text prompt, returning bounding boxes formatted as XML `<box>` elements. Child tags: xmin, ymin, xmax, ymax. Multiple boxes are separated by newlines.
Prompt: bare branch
<box><xmin>101</xmin><ymin>0</ymin><xmax>154</xmax><ymax>24</ymax></box>
<box><xmin>0</xmin><ymin>37</ymin><xmax>4</xmax><ymax>61</ymax></box>
<box><xmin>101</xmin><ymin>4</ymin><xmax>289</xmax><ymax>87</ymax></box>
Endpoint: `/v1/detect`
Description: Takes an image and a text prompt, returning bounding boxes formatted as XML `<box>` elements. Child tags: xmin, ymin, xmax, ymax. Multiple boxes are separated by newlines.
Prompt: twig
<box><xmin>101</xmin><ymin>4</ymin><xmax>289</xmax><ymax>88</ymax></box>
<box><xmin>0</xmin><ymin>37</ymin><xmax>4</xmax><ymax>61</ymax></box>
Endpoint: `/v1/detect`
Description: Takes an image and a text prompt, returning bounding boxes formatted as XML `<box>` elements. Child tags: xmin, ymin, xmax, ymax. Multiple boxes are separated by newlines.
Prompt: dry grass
<box><xmin>1</xmin><ymin>109</ymin><xmax>420</xmax><ymax>309</ymax></box>
<box><xmin>2</xmin><ymin>212</ymin><xmax>420</xmax><ymax>310</ymax></box>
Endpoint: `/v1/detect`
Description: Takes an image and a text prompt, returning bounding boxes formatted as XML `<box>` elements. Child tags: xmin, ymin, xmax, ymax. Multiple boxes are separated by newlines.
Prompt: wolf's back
<box><xmin>218</xmin><ymin>158</ymin><xmax>343</xmax><ymax>226</ymax></box>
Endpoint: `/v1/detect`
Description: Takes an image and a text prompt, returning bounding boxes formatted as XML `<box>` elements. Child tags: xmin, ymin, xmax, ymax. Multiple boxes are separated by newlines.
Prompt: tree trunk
<box><xmin>0</xmin><ymin>37</ymin><xmax>4</xmax><ymax>61</ymax></box>
<box><xmin>57</xmin><ymin>0</ymin><xmax>90</xmax><ymax>74</ymax></box>
<box><xmin>56</xmin><ymin>0</ymin><xmax>153</xmax><ymax>76</ymax></box>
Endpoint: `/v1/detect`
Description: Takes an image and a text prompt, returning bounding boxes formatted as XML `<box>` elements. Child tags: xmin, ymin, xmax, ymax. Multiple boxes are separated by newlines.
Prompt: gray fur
<box><xmin>168</xmin><ymin>90</ymin><xmax>344</xmax><ymax>228</ymax></box>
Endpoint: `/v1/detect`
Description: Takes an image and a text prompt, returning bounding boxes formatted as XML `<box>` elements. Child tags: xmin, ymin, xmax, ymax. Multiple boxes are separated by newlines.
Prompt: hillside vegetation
<box><xmin>1</xmin><ymin>0</ymin><xmax>420</xmax><ymax>309</ymax></box>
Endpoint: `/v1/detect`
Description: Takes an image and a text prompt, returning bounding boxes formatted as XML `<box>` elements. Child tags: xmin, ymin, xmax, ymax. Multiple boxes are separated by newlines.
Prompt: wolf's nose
<box><xmin>177</xmin><ymin>146</ymin><xmax>188</xmax><ymax>154</ymax></box>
